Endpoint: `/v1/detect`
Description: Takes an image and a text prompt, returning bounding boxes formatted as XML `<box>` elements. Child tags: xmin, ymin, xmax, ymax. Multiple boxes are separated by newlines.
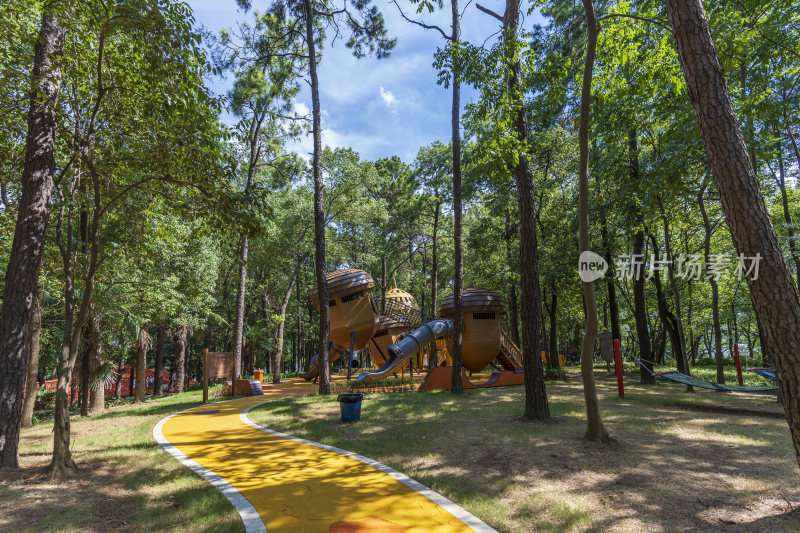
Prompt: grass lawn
<box><xmin>248</xmin><ymin>373</ymin><xmax>798</xmax><ymax>533</ymax></box>
<box><xmin>0</xmin><ymin>391</ymin><xmax>244</xmax><ymax>533</ymax></box>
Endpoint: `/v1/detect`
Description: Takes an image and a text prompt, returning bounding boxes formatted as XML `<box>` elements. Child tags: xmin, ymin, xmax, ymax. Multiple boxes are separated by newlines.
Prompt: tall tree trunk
<box><xmin>232</xmin><ymin>233</ymin><xmax>249</xmax><ymax>381</ymax></box>
<box><xmin>183</xmin><ymin>328</ymin><xmax>193</xmax><ymax>389</ymax></box>
<box><xmin>773</xmin><ymin>144</ymin><xmax>800</xmax><ymax>291</ymax></box>
<box><xmin>686</xmin><ymin>279</ymin><xmax>697</xmax><ymax>366</ymax></box>
<box><xmin>273</xmin><ymin>265</ymin><xmax>300</xmax><ymax>384</ymax></box>
<box><xmin>602</xmin><ymin>223</ymin><xmax>621</xmax><ymax>343</ymax></box>
<box><xmin>134</xmin><ymin>327</ymin><xmax>150</xmax><ymax>403</ymax></box>
<box><xmin>630</xmin><ymin>129</ymin><xmax>654</xmax><ymax>384</ymax></box>
<box><xmin>232</xmin><ymin>109</ymin><xmax>262</xmax><ymax>382</ymax></box>
<box><xmin>648</xmin><ymin>233</ymin><xmax>685</xmax><ymax>380</ymax></box>
<box><xmin>21</xmin><ymin>289</ymin><xmax>43</xmax><ymax>428</ymax></box>
<box><xmin>172</xmin><ymin>326</ymin><xmax>188</xmax><ymax>394</ymax></box>
<box><xmin>505</xmin><ymin>215</ymin><xmax>521</xmax><ymax>346</ymax></box>
<box><xmin>0</xmin><ymin>10</ymin><xmax>66</xmax><ymax>468</ymax></box>
<box><xmin>577</xmin><ymin>0</ymin><xmax>606</xmax><ymax>439</ymax></box>
<box><xmin>485</xmin><ymin>0</ymin><xmax>550</xmax><ymax>417</ymax></box>
<box><xmin>549</xmin><ymin>289</ymin><xmax>558</xmax><ymax>368</ymax></box>
<box><xmin>659</xmin><ymin>198</ymin><xmax>691</xmax><ymax>379</ymax></box>
<box><xmin>697</xmin><ymin>182</ymin><xmax>725</xmax><ymax>382</ymax></box>
<box><xmin>449</xmin><ymin>0</ymin><xmax>465</xmax><ymax>395</ymax></box>
<box><xmin>52</xmin><ymin>199</ymin><xmax>99</xmax><ymax>474</ymax></box>
<box><xmin>665</xmin><ymin>0</ymin><xmax>800</xmax><ymax>467</ymax></box>
<box><xmin>153</xmin><ymin>324</ymin><xmax>165</xmax><ymax>397</ymax></box>
<box><xmin>79</xmin><ymin>333</ymin><xmax>90</xmax><ymax>416</ymax></box>
<box><xmin>114</xmin><ymin>357</ymin><xmax>124</xmax><ymax>398</ymax></box>
<box><xmin>88</xmin><ymin>310</ymin><xmax>103</xmax><ymax>413</ymax></box>
<box><xmin>304</xmin><ymin>0</ymin><xmax>331</xmax><ymax>395</ymax></box>
<box><xmin>430</xmin><ymin>197</ymin><xmax>441</xmax><ymax>367</ymax></box>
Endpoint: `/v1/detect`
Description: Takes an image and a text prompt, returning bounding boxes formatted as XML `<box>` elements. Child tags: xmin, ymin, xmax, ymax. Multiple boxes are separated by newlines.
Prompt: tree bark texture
<box><xmin>449</xmin><ymin>0</ymin><xmax>464</xmax><ymax>394</ymax></box>
<box><xmin>154</xmin><ymin>324</ymin><xmax>165</xmax><ymax>397</ymax></box>
<box><xmin>172</xmin><ymin>326</ymin><xmax>189</xmax><ymax>394</ymax></box>
<box><xmin>665</xmin><ymin>0</ymin><xmax>800</xmax><ymax>467</ymax></box>
<box><xmin>500</xmin><ymin>0</ymin><xmax>549</xmax><ymax>417</ymax></box>
<box><xmin>21</xmin><ymin>289</ymin><xmax>43</xmax><ymax>428</ymax></box>
<box><xmin>0</xmin><ymin>10</ymin><xmax>66</xmax><ymax>468</ymax></box>
<box><xmin>697</xmin><ymin>184</ymin><xmax>725</xmax><ymax>383</ymax></box>
<box><xmin>629</xmin><ymin>129</ymin><xmax>655</xmax><ymax>384</ymax></box>
<box><xmin>304</xmin><ymin>0</ymin><xmax>331</xmax><ymax>395</ymax></box>
<box><xmin>577</xmin><ymin>0</ymin><xmax>607</xmax><ymax>440</ymax></box>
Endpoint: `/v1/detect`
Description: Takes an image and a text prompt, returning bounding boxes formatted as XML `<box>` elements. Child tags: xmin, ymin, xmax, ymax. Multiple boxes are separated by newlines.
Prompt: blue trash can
<box><xmin>337</xmin><ymin>393</ymin><xmax>363</xmax><ymax>422</ymax></box>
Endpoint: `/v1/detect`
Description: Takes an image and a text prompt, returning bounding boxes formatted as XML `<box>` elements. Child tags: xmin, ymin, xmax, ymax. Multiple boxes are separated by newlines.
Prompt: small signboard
<box><xmin>249</xmin><ymin>380</ymin><xmax>263</xmax><ymax>396</ymax></box>
<box><xmin>598</xmin><ymin>331</ymin><xmax>614</xmax><ymax>363</ymax></box>
<box><xmin>203</xmin><ymin>349</ymin><xmax>234</xmax><ymax>403</ymax></box>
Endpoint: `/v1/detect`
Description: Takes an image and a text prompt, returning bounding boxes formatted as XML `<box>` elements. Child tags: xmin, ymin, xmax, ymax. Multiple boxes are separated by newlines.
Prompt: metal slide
<box><xmin>356</xmin><ymin>318</ymin><xmax>454</xmax><ymax>381</ymax></box>
<box><xmin>300</xmin><ymin>342</ymin><xmax>346</xmax><ymax>381</ymax></box>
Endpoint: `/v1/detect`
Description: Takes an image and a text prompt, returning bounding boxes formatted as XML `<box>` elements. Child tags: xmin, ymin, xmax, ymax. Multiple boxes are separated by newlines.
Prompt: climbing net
<box><xmin>635</xmin><ymin>358</ymin><xmax>778</xmax><ymax>393</ymax></box>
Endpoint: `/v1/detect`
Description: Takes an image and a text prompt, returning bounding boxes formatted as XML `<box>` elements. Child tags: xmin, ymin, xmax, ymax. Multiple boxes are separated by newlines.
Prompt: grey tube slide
<box><xmin>356</xmin><ymin>318</ymin><xmax>454</xmax><ymax>381</ymax></box>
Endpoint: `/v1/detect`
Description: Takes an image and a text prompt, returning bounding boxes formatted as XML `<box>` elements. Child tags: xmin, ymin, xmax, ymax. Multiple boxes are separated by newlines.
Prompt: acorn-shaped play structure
<box><xmin>439</xmin><ymin>288</ymin><xmax>506</xmax><ymax>373</ymax></box>
<box><xmin>386</xmin><ymin>287</ymin><xmax>420</xmax><ymax>312</ymax></box>
<box><xmin>310</xmin><ymin>268</ymin><xmax>377</xmax><ymax>350</ymax></box>
<box><xmin>368</xmin><ymin>288</ymin><xmax>420</xmax><ymax>369</ymax></box>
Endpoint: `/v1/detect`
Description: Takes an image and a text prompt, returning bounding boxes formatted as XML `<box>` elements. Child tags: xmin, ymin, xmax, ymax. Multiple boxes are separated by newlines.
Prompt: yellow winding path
<box><xmin>153</xmin><ymin>389</ymin><xmax>494</xmax><ymax>533</ymax></box>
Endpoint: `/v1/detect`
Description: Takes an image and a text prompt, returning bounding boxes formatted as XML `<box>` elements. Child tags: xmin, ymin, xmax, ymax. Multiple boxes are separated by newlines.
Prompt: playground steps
<box><xmin>496</xmin><ymin>330</ymin><xmax>523</xmax><ymax>370</ymax></box>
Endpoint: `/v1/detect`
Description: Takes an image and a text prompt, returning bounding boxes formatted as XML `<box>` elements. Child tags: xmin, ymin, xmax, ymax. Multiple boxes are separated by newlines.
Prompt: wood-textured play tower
<box><xmin>301</xmin><ymin>268</ymin><xmax>377</xmax><ymax>380</ymax></box>
<box><xmin>439</xmin><ymin>288</ymin><xmax>517</xmax><ymax>372</ymax></box>
<box><xmin>417</xmin><ymin>288</ymin><xmax>524</xmax><ymax>391</ymax></box>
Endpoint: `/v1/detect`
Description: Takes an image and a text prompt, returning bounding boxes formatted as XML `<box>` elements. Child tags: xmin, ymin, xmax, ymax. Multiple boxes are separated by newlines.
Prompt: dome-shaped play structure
<box><xmin>301</xmin><ymin>269</ymin><xmax>377</xmax><ymax>381</ymax></box>
<box><xmin>310</xmin><ymin>268</ymin><xmax>377</xmax><ymax>350</ymax></box>
<box><xmin>439</xmin><ymin>288</ymin><xmax>506</xmax><ymax>373</ymax></box>
<box><xmin>386</xmin><ymin>287</ymin><xmax>420</xmax><ymax>312</ymax></box>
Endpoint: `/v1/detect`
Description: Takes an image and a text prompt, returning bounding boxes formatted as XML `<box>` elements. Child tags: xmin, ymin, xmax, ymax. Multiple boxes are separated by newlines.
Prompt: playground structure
<box><xmin>367</xmin><ymin>288</ymin><xmax>423</xmax><ymax>371</ymax></box>
<box><xmin>300</xmin><ymin>269</ymin><xmax>377</xmax><ymax>381</ymax></box>
<box><xmin>298</xmin><ymin>269</ymin><xmax>526</xmax><ymax>389</ymax></box>
<box><xmin>417</xmin><ymin>288</ymin><xmax>525</xmax><ymax>391</ymax></box>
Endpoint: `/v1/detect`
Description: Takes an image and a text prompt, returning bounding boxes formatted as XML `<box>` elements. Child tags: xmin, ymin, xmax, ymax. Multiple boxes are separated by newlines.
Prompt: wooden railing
<box><xmin>499</xmin><ymin>330</ymin><xmax>523</xmax><ymax>367</ymax></box>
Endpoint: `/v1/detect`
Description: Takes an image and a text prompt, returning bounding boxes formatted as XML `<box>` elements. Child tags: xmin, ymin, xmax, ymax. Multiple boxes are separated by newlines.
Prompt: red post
<box><xmin>733</xmin><ymin>343</ymin><xmax>744</xmax><ymax>386</ymax></box>
<box><xmin>613</xmin><ymin>339</ymin><xmax>624</xmax><ymax>398</ymax></box>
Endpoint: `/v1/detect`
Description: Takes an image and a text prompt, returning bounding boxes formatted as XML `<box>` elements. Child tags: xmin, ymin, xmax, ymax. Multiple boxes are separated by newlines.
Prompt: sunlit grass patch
<box><xmin>248</xmin><ymin>378</ymin><xmax>798</xmax><ymax>532</ymax></box>
<box><xmin>3</xmin><ymin>391</ymin><xmax>242</xmax><ymax>533</ymax></box>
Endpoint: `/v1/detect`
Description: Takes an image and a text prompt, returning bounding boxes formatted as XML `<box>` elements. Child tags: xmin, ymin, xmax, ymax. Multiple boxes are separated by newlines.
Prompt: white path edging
<box><xmin>152</xmin><ymin>401</ymin><xmax>267</xmax><ymax>533</ymax></box>
<box><xmin>240</xmin><ymin>401</ymin><xmax>497</xmax><ymax>533</ymax></box>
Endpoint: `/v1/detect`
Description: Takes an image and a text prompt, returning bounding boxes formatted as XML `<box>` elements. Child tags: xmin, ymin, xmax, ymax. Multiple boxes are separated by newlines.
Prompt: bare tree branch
<box><xmin>390</xmin><ymin>0</ymin><xmax>452</xmax><ymax>41</ymax></box>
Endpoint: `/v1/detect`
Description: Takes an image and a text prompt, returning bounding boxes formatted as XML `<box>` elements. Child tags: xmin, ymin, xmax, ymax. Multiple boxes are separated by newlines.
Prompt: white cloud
<box><xmin>379</xmin><ymin>86</ymin><xmax>398</xmax><ymax>108</ymax></box>
<box><xmin>188</xmin><ymin>0</ymin><xmax>546</xmax><ymax>163</ymax></box>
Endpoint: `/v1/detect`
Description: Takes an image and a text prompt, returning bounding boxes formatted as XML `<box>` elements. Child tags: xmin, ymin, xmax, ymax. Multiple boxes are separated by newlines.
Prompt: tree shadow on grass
<box><xmin>245</xmin><ymin>380</ymin><xmax>800</xmax><ymax>532</ymax></box>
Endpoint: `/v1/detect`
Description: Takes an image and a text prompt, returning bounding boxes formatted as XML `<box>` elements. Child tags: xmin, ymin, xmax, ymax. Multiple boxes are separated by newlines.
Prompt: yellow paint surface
<box><xmin>160</xmin><ymin>393</ymin><xmax>474</xmax><ymax>532</ymax></box>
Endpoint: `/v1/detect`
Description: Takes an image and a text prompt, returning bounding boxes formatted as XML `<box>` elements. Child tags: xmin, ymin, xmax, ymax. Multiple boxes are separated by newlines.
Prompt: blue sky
<box><xmin>186</xmin><ymin>0</ymin><xmax>543</xmax><ymax>163</ymax></box>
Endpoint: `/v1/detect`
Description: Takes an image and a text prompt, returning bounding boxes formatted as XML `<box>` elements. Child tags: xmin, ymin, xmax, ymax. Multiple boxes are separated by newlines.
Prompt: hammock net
<box><xmin>636</xmin><ymin>359</ymin><xmax>777</xmax><ymax>392</ymax></box>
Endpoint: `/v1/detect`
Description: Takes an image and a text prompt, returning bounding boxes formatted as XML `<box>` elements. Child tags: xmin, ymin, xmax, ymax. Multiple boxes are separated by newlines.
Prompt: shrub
<box><xmin>545</xmin><ymin>367</ymin><xmax>567</xmax><ymax>381</ymax></box>
<box><xmin>209</xmin><ymin>383</ymin><xmax>230</xmax><ymax>398</ymax></box>
<box><xmin>332</xmin><ymin>377</ymin><xmax>416</xmax><ymax>393</ymax></box>
<box><xmin>35</xmin><ymin>388</ymin><xmax>55</xmax><ymax>409</ymax></box>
